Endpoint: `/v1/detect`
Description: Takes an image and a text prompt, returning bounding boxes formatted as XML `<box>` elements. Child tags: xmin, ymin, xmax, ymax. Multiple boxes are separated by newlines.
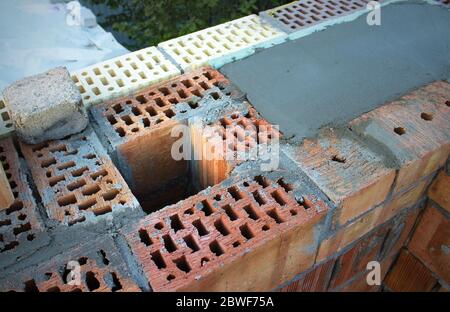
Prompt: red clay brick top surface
<box><xmin>285</xmin><ymin>128</ymin><xmax>395</xmax><ymax>218</ymax></box>
<box><xmin>91</xmin><ymin>67</ymin><xmax>231</xmax><ymax>142</ymax></box>
<box><xmin>0</xmin><ymin>137</ymin><xmax>42</xmax><ymax>254</ymax></box>
<box><xmin>0</xmin><ymin>236</ymin><xmax>140</xmax><ymax>292</ymax></box>
<box><xmin>124</xmin><ymin>172</ymin><xmax>327</xmax><ymax>291</ymax></box>
<box><xmin>349</xmin><ymin>81</ymin><xmax>450</xmax><ymax>163</ymax></box>
<box><xmin>20</xmin><ymin>128</ymin><xmax>138</xmax><ymax>226</ymax></box>
<box><xmin>264</xmin><ymin>0</ymin><xmax>373</xmax><ymax>32</ymax></box>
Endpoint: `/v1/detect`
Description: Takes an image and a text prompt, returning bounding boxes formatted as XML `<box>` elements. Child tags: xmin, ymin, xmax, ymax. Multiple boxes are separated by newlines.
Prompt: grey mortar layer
<box><xmin>221</xmin><ymin>1</ymin><xmax>450</xmax><ymax>142</ymax></box>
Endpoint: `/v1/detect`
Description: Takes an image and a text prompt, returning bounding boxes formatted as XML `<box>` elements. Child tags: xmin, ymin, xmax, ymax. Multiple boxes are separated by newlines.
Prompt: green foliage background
<box><xmin>86</xmin><ymin>0</ymin><xmax>290</xmax><ymax>50</ymax></box>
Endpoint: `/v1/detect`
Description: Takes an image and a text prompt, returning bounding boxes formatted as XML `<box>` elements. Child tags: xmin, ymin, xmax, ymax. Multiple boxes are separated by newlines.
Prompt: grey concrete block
<box><xmin>2</xmin><ymin>67</ymin><xmax>88</xmax><ymax>144</ymax></box>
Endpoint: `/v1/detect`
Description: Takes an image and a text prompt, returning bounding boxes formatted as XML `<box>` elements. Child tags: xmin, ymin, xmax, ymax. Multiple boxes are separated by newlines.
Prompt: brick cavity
<box><xmin>90</xmin><ymin>66</ymin><xmax>264</xmax><ymax>212</ymax></box>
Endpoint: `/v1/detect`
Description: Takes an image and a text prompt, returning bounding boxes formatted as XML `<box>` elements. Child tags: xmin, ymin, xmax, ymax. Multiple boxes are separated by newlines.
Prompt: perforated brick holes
<box><xmin>20</xmin><ymin>130</ymin><xmax>137</xmax><ymax>226</ymax></box>
<box><xmin>207</xmin><ymin>108</ymin><xmax>280</xmax><ymax>155</ymax></box>
<box><xmin>127</xmin><ymin>173</ymin><xmax>321</xmax><ymax>291</ymax></box>
<box><xmin>2</xmin><ymin>246</ymin><xmax>139</xmax><ymax>292</ymax></box>
<box><xmin>266</xmin><ymin>0</ymin><xmax>373</xmax><ymax>31</ymax></box>
<box><xmin>71</xmin><ymin>47</ymin><xmax>180</xmax><ymax>108</ymax></box>
<box><xmin>98</xmin><ymin>67</ymin><xmax>228</xmax><ymax>140</ymax></box>
<box><xmin>0</xmin><ymin>138</ymin><xmax>41</xmax><ymax>253</ymax></box>
<box><xmin>159</xmin><ymin>15</ymin><xmax>286</xmax><ymax>71</ymax></box>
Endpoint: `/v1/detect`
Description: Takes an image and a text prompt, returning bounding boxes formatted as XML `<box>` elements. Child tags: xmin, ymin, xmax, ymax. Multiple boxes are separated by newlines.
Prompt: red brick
<box><xmin>428</xmin><ymin>171</ymin><xmax>450</xmax><ymax>213</ymax></box>
<box><xmin>0</xmin><ymin>236</ymin><xmax>140</xmax><ymax>292</ymax></box>
<box><xmin>408</xmin><ymin>204</ymin><xmax>450</xmax><ymax>284</ymax></box>
<box><xmin>328</xmin><ymin>230</ymin><xmax>384</xmax><ymax>289</ymax></box>
<box><xmin>384</xmin><ymin>249</ymin><xmax>438</xmax><ymax>292</ymax></box>
<box><xmin>191</xmin><ymin>107</ymin><xmax>280</xmax><ymax>189</ymax></box>
<box><xmin>336</xmin><ymin>273</ymin><xmax>380</xmax><ymax>292</ymax></box>
<box><xmin>20</xmin><ymin>127</ymin><xmax>140</xmax><ymax>226</ymax></box>
<box><xmin>90</xmin><ymin>67</ymin><xmax>236</xmax><ymax>198</ymax></box>
<box><xmin>349</xmin><ymin>81</ymin><xmax>450</xmax><ymax>193</ymax></box>
<box><xmin>285</xmin><ymin>128</ymin><xmax>395</xmax><ymax>226</ymax></box>
<box><xmin>317</xmin><ymin>202</ymin><xmax>420</xmax><ymax>264</ymax></box>
<box><xmin>317</xmin><ymin>205</ymin><xmax>384</xmax><ymax>262</ymax></box>
<box><xmin>378</xmin><ymin>178</ymin><xmax>429</xmax><ymax>225</ymax></box>
<box><xmin>279</xmin><ymin>259</ymin><xmax>335</xmax><ymax>292</ymax></box>
<box><xmin>0</xmin><ymin>137</ymin><xmax>43</xmax><ymax>254</ymax></box>
<box><xmin>124</xmin><ymin>172</ymin><xmax>328</xmax><ymax>291</ymax></box>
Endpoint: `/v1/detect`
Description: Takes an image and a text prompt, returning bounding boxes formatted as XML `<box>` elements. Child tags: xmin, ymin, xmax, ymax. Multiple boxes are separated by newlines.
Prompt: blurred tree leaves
<box><xmin>86</xmin><ymin>0</ymin><xmax>289</xmax><ymax>50</ymax></box>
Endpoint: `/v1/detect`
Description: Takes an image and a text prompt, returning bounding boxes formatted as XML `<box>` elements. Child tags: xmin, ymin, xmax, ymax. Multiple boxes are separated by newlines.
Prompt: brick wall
<box><xmin>0</xmin><ymin>74</ymin><xmax>449</xmax><ymax>291</ymax></box>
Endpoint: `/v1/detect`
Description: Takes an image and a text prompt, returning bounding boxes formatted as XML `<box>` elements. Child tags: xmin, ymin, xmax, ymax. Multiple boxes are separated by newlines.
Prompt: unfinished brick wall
<box><xmin>280</xmin><ymin>204</ymin><xmax>420</xmax><ymax>292</ymax></box>
<box><xmin>123</xmin><ymin>170</ymin><xmax>328</xmax><ymax>291</ymax></box>
<box><xmin>90</xmin><ymin>67</ymin><xmax>239</xmax><ymax>204</ymax></box>
<box><xmin>0</xmin><ymin>236</ymin><xmax>140</xmax><ymax>292</ymax></box>
<box><xmin>0</xmin><ymin>73</ymin><xmax>448</xmax><ymax>292</ymax></box>
<box><xmin>20</xmin><ymin>127</ymin><xmax>140</xmax><ymax>226</ymax></box>
<box><xmin>382</xmin><ymin>168</ymin><xmax>450</xmax><ymax>291</ymax></box>
<box><xmin>0</xmin><ymin>137</ymin><xmax>43</xmax><ymax>254</ymax></box>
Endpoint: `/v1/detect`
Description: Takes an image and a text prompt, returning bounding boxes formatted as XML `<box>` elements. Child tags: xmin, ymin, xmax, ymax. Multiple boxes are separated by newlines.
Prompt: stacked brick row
<box><xmin>278</xmin><ymin>80</ymin><xmax>450</xmax><ymax>292</ymax></box>
<box><xmin>122</xmin><ymin>169</ymin><xmax>328</xmax><ymax>291</ymax></box>
<box><xmin>383</xmin><ymin>169</ymin><xmax>450</xmax><ymax>292</ymax></box>
<box><xmin>279</xmin><ymin>205</ymin><xmax>420</xmax><ymax>292</ymax></box>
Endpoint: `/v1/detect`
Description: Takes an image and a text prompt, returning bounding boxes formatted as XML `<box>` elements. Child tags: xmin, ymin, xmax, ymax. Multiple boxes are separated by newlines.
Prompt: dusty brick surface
<box><xmin>384</xmin><ymin>249</ymin><xmax>438</xmax><ymax>292</ymax></box>
<box><xmin>349</xmin><ymin>81</ymin><xmax>450</xmax><ymax>192</ymax></box>
<box><xmin>0</xmin><ymin>137</ymin><xmax>44</xmax><ymax>254</ymax></box>
<box><xmin>20</xmin><ymin>127</ymin><xmax>140</xmax><ymax>226</ymax></box>
<box><xmin>191</xmin><ymin>107</ymin><xmax>280</xmax><ymax>190</ymax></box>
<box><xmin>123</xmin><ymin>170</ymin><xmax>328</xmax><ymax>291</ymax></box>
<box><xmin>90</xmin><ymin>67</ymin><xmax>246</xmax><ymax>198</ymax></box>
<box><xmin>408</xmin><ymin>204</ymin><xmax>450</xmax><ymax>284</ymax></box>
<box><xmin>0</xmin><ymin>236</ymin><xmax>140</xmax><ymax>292</ymax></box>
<box><xmin>428</xmin><ymin>171</ymin><xmax>450</xmax><ymax>213</ymax></box>
<box><xmin>284</xmin><ymin>128</ymin><xmax>395</xmax><ymax>227</ymax></box>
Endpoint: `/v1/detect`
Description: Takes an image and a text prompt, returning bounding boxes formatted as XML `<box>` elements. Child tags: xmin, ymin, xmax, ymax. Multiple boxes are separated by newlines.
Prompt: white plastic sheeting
<box><xmin>0</xmin><ymin>0</ymin><xmax>128</xmax><ymax>91</ymax></box>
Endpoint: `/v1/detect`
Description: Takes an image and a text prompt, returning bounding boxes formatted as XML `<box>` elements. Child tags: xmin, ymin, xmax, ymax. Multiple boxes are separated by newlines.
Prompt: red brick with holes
<box><xmin>0</xmin><ymin>236</ymin><xmax>140</xmax><ymax>292</ymax></box>
<box><xmin>284</xmin><ymin>128</ymin><xmax>395</xmax><ymax>227</ymax></box>
<box><xmin>191</xmin><ymin>107</ymin><xmax>280</xmax><ymax>190</ymax></box>
<box><xmin>20</xmin><ymin>127</ymin><xmax>139</xmax><ymax>226</ymax></box>
<box><xmin>90</xmin><ymin>67</ymin><xmax>233</xmax><ymax>199</ymax></box>
<box><xmin>349</xmin><ymin>81</ymin><xmax>450</xmax><ymax>193</ymax></box>
<box><xmin>0</xmin><ymin>137</ymin><xmax>42</xmax><ymax>253</ymax></box>
<box><xmin>123</xmin><ymin>172</ymin><xmax>327</xmax><ymax>291</ymax></box>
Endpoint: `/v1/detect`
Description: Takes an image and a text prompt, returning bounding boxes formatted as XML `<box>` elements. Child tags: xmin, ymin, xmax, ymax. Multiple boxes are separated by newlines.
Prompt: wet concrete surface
<box><xmin>221</xmin><ymin>2</ymin><xmax>450</xmax><ymax>141</ymax></box>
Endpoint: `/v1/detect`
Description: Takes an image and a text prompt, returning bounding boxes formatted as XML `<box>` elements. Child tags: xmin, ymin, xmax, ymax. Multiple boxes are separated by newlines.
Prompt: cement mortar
<box><xmin>221</xmin><ymin>2</ymin><xmax>450</xmax><ymax>142</ymax></box>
